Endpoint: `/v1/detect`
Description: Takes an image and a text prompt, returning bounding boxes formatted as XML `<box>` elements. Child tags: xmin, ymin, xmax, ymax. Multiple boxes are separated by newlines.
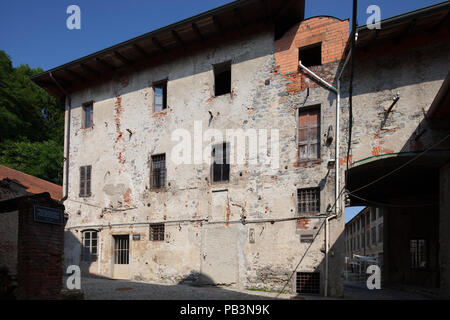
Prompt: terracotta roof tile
<box><xmin>0</xmin><ymin>165</ymin><xmax>62</xmax><ymax>201</ymax></box>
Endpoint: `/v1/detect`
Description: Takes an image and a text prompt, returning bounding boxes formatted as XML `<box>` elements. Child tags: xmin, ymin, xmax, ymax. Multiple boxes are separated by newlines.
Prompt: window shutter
<box><xmin>86</xmin><ymin>165</ymin><xmax>91</xmax><ymax>196</ymax></box>
<box><xmin>80</xmin><ymin>166</ymin><xmax>86</xmax><ymax>196</ymax></box>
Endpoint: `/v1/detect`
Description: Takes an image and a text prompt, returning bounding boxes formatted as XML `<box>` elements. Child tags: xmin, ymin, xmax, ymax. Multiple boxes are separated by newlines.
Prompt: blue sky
<box><xmin>0</xmin><ymin>0</ymin><xmax>441</xmax><ymax>222</ymax></box>
<box><xmin>0</xmin><ymin>0</ymin><xmax>443</xmax><ymax>70</ymax></box>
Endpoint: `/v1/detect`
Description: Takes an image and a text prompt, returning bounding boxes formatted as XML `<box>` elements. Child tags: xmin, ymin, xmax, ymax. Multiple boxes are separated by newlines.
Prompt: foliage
<box><xmin>0</xmin><ymin>50</ymin><xmax>64</xmax><ymax>184</ymax></box>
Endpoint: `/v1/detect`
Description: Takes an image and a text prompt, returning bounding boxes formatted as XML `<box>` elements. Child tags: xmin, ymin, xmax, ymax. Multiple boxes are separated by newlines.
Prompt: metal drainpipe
<box><xmin>298</xmin><ymin>62</ymin><xmax>339</xmax><ymax>297</ymax></box>
<box><xmin>49</xmin><ymin>72</ymin><xmax>71</xmax><ymax>202</ymax></box>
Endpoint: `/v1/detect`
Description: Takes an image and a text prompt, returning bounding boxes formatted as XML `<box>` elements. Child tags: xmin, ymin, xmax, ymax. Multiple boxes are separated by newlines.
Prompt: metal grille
<box><xmin>212</xmin><ymin>143</ymin><xmax>230</xmax><ymax>182</ymax></box>
<box><xmin>296</xmin><ymin>272</ymin><xmax>320</xmax><ymax>294</ymax></box>
<box><xmin>410</xmin><ymin>239</ymin><xmax>427</xmax><ymax>269</ymax></box>
<box><xmin>114</xmin><ymin>235</ymin><xmax>129</xmax><ymax>265</ymax></box>
<box><xmin>297</xmin><ymin>188</ymin><xmax>320</xmax><ymax>215</ymax></box>
<box><xmin>150</xmin><ymin>224</ymin><xmax>165</xmax><ymax>241</ymax></box>
<box><xmin>79</xmin><ymin>165</ymin><xmax>92</xmax><ymax>197</ymax></box>
<box><xmin>82</xmin><ymin>230</ymin><xmax>97</xmax><ymax>262</ymax></box>
<box><xmin>151</xmin><ymin>154</ymin><xmax>166</xmax><ymax>189</ymax></box>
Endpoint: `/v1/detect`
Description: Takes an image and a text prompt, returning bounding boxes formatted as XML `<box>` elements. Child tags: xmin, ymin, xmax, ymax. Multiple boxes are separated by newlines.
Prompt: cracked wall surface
<box><xmin>63</xmin><ymin>18</ymin><xmax>348</xmax><ymax>296</ymax></box>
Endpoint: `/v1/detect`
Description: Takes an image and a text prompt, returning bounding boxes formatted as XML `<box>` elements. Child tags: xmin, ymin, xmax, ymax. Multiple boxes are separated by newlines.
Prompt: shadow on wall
<box><xmin>62</xmin><ymin>222</ymin><xmax>348</xmax><ymax>299</ymax></box>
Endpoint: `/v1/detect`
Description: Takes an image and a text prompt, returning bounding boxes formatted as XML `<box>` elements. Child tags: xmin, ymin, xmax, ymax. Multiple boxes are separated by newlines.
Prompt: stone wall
<box><xmin>63</xmin><ymin>17</ymin><xmax>348</xmax><ymax>296</ymax></box>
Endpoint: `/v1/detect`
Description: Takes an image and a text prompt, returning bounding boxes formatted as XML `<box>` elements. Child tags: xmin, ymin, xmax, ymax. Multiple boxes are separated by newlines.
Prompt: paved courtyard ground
<box><xmin>74</xmin><ymin>277</ymin><xmax>433</xmax><ymax>300</ymax></box>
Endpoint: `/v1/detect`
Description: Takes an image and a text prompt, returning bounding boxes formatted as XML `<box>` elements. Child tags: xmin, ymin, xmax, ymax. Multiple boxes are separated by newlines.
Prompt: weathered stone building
<box><xmin>32</xmin><ymin>0</ymin><xmax>349</xmax><ymax>296</ymax></box>
<box><xmin>344</xmin><ymin>2</ymin><xmax>450</xmax><ymax>297</ymax></box>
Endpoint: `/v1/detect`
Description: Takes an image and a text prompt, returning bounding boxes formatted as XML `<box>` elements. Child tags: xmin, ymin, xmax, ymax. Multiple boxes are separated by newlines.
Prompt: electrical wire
<box><xmin>275</xmin><ymin>218</ymin><xmax>326</xmax><ymax>298</ymax></box>
<box><xmin>347</xmin><ymin>191</ymin><xmax>437</xmax><ymax>208</ymax></box>
<box><xmin>349</xmin><ymin>133</ymin><xmax>450</xmax><ymax>194</ymax></box>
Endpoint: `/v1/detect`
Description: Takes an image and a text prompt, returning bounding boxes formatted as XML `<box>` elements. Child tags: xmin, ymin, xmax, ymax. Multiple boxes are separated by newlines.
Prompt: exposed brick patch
<box><xmin>275</xmin><ymin>16</ymin><xmax>349</xmax><ymax>75</ymax></box>
<box><xmin>371</xmin><ymin>146</ymin><xmax>394</xmax><ymax>156</ymax></box>
<box><xmin>114</xmin><ymin>95</ymin><xmax>124</xmax><ymax>143</ymax></box>
<box><xmin>297</xmin><ymin>218</ymin><xmax>310</xmax><ymax>230</ymax></box>
<box><xmin>123</xmin><ymin>188</ymin><xmax>132</xmax><ymax>207</ymax></box>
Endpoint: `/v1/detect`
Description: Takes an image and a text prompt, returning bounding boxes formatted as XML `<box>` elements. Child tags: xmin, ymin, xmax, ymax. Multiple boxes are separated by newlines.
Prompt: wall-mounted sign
<box><xmin>133</xmin><ymin>234</ymin><xmax>141</xmax><ymax>241</ymax></box>
<box><xmin>33</xmin><ymin>205</ymin><xmax>64</xmax><ymax>225</ymax></box>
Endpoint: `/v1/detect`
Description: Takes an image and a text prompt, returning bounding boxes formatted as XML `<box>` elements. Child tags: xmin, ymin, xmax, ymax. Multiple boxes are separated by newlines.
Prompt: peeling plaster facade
<box><xmin>63</xmin><ymin>17</ymin><xmax>349</xmax><ymax>296</ymax></box>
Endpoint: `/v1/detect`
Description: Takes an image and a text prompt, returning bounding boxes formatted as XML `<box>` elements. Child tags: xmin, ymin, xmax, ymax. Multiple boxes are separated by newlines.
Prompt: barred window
<box><xmin>212</xmin><ymin>143</ymin><xmax>230</xmax><ymax>182</ymax></box>
<box><xmin>410</xmin><ymin>239</ymin><xmax>427</xmax><ymax>269</ymax></box>
<box><xmin>150</xmin><ymin>224</ymin><xmax>165</xmax><ymax>241</ymax></box>
<box><xmin>114</xmin><ymin>235</ymin><xmax>129</xmax><ymax>265</ymax></box>
<box><xmin>79</xmin><ymin>165</ymin><xmax>92</xmax><ymax>197</ymax></box>
<box><xmin>296</xmin><ymin>272</ymin><xmax>320</xmax><ymax>294</ymax></box>
<box><xmin>298</xmin><ymin>106</ymin><xmax>320</xmax><ymax>161</ymax></box>
<box><xmin>82</xmin><ymin>230</ymin><xmax>98</xmax><ymax>262</ymax></box>
<box><xmin>297</xmin><ymin>188</ymin><xmax>320</xmax><ymax>215</ymax></box>
<box><xmin>150</xmin><ymin>154</ymin><xmax>166</xmax><ymax>189</ymax></box>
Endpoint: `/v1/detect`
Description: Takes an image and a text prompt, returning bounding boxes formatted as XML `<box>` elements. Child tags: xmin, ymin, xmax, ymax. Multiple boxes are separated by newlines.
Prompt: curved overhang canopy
<box><xmin>346</xmin><ymin>150</ymin><xmax>450</xmax><ymax>207</ymax></box>
<box><xmin>31</xmin><ymin>0</ymin><xmax>305</xmax><ymax>101</ymax></box>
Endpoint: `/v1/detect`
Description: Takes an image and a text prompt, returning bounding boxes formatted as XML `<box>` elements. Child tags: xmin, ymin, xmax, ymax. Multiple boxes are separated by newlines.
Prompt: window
<box><xmin>298</xmin><ymin>106</ymin><xmax>320</xmax><ymax>160</ymax></box>
<box><xmin>150</xmin><ymin>154</ymin><xmax>166</xmax><ymax>189</ymax></box>
<box><xmin>410</xmin><ymin>239</ymin><xmax>427</xmax><ymax>269</ymax></box>
<box><xmin>79</xmin><ymin>165</ymin><xmax>92</xmax><ymax>197</ymax></box>
<box><xmin>378</xmin><ymin>209</ymin><xmax>383</xmax><ymax>219</ymax></box>
<box><xmin>153</xmin><ymin>80</ymin><xmax>167</xmax><ymax>112</ymax></box>
<box><xmin>212</xmin><ymin>143</ymin><xmax>230</xmax><ymax>182</ymax></box>
<box><xmin>297</xmin><ymin>188</ymin><xmax>320</xmax><ymax>215</ymax></box>
<box><xmin>214</xmin><ymin>61</ymin><xmax>231</xmax><ymax>96</ymax></box>
<box><xmin>150</xmin><ymin>224</ymin><xmax>165</xmax><ymax>241</ymax></box>
<box><xmin>361</xmin><ymin>215</ymin><xmax>364</xmax><ymax>228</ymax></box>
<box><xmin>296</xmin><ymin>272</ymin><xmax>320</xmax><ymax>294</ymax></box>
<box><xmin>366</xmin><ymin>213</ymin><xmax>370</xmax><ymax>226</ymax></box>
<box><xmin>371</xmin><ymin>227</ymin><xmax>377</xmax><ymax>245</ymax></box>
<box><xmin>300</xmin><ymin>234</ymin><xmax>314</xmax><ymax>243</ymax></box>
<box><xmin>82</xmin><ymin>230</ymin><xmax>98</xmax><ymax>262</ymax></box>
<box><xmin>366</xmin><ymin>231</ymin><xmax>370</xmax><ymax>247</ymax></box>
<box><xmin>361</xmin><ymin>234</ymin><xmax>364</xmax><ymax>249</ymax></box>
<box><xmin>82</xmin><ymin>102</ymin><xmax>93</xmax><ymax>128</ymax></box>
<box><xmin>371</xmin><ymin>208</ymin><xmax>376</xmax><ymax>221</ymax></box>
<box><xmin>114</xmin><ymin>235</ymin><xmax>129</xmax><ymax>265</ymax></box>
<box><xmin>299</xmin><ymin>43</ymin><xmax>322</xmax><ymax>67</ymax></box>
<box><xmin>378</xmin><ymin>223</ymin><xmax>383</xmax><ymax>243</ymax></box>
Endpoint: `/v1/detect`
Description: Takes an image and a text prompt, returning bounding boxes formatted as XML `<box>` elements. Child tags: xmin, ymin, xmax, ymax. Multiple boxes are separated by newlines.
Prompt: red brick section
<box><xmin>16</xmin><ymin>195</ymin><xmax>65</xmax><ymax>300</ymax></box>
<box><xmin>0</xmin><ymin>165</ymin><xmax>62</xmax><ymax>201</ymax></box>
<box><xmin>275</xmin><ymin>16</ymin><xmax>349</xmax><ymax>75</ymax></box>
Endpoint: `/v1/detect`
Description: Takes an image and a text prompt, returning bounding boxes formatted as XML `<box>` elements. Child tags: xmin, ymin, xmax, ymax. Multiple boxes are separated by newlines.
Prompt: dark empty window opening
<box><xmin>296</xmin><ymin>272</ymin><xmax>320</xmax><ymax>294</ymax></box>
<box><xmin>154</xmin><ymin>80</ymin><xmax>167</xmax><ymax>112</ymax></box>
<box><xmin>214</xmin><ymin>61</ymin><xmax>231</xmax><ymax>96</ymax></box>
<box><xmin>82</xmin><ymin>230</ymin><xmax>98</xmax><ymax>262</ymax></box>
<box><xmin>150</xmin><ymin>154</ymin><xmax>166</xmax><ymax>189</ymax></box>
<box><xmin>299</xmin><ymin>43</ymin><xmax>322</xmax><ymax>68</ymax></box>
<box><xmin>297</xmin><ymin>188</ymin><xmax>320</xmax><ymax>215</ymax></box>
<box><xmin>83</xmin><ymin>102</ymin><xmax>93</xmax><ymax>128</ymax></box>
<box><xmin>212</xmin><ymin>142</ymin><xmax>230</xmax><ymax>182</ymax></box>
<box><xmin>114</xmin><ymin>235</ymin><xmax>129</xmax><ymax>265</ymax></box>
<box><xmin>150</xmin><ymin>224</ymin><xmax>165</xmax><ymax>241</ymax></box>
<box><xmin>79</xmin><ymin>165</ymin><xmax>92</xmax><ymax>197</ymax></box>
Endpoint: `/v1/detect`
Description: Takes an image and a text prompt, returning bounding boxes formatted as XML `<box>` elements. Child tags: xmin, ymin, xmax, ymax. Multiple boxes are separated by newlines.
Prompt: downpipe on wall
<box><xmin>298</xmin><ymin>62</ymin><xmax>339</xmax><ymax>297</ymax></box>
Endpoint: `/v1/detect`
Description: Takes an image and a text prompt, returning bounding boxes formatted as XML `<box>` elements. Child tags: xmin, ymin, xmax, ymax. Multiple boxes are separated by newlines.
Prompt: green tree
<box><xmin>0</xmin><ymin>50</ymin><xmax>64</xmax><ymax>184</ymax></box>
